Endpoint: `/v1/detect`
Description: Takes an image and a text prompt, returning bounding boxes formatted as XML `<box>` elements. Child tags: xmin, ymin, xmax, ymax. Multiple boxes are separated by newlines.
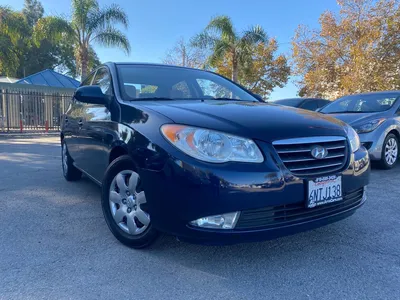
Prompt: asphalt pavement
<box><xmin>0</xmin><ymin>136</ymin><xmax>399</xmax><ymax>300</ymax></box>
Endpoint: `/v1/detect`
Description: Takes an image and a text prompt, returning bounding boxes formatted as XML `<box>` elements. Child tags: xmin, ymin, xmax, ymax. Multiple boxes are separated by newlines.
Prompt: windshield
<box><xmin>273</xmin><ymin>98</ymin><xmax>304</xmax><ymax>107</ymax></box>
<box><xmin>116</xmin><ymin>64</ymin><xmax>258</xmax><ymax>101</ymax></box>
<box><xmin>321</xmin><ymin>93</ymin><xmax>400</xmax><ymax>113</ymax></box>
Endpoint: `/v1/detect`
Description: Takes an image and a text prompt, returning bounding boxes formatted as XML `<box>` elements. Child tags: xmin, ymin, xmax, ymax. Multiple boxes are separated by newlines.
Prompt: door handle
<box><xmin>78</xmin><ymin>120</ymin><xmax>83</xmax><ymax>128</ymax></box>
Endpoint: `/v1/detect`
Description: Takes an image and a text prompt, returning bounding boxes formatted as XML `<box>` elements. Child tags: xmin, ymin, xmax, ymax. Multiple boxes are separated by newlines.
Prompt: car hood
<box><xmin>137</xmin><ymin>100</ymin><xmax>347</xmax><ymax>142</ymax></box>
<box><xmin>327</xmin><ymin>112</ymin><xmax>383</xmax><ymax>126</ymax></box>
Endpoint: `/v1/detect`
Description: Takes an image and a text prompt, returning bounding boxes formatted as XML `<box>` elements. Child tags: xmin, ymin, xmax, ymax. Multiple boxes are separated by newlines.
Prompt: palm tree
<box><xmin>193</xmin><ymin>16</ymin><xmax>267</xmax><ymax>82</ymax></box>
<box><xmin>69</xmin><ymin>0</ymin><xmax>130</xmax><ymax>79</ymax></box>
<box><xmin>34</xmin><ymin>0</ymin><xmax>130</xmax><ymax>79</ymax></box>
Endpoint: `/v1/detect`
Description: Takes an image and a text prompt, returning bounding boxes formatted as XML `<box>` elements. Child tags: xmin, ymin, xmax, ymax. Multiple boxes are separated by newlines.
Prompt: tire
<box><xmin>378</xmin><ymin>133</ymin><xmax>399</xmax><ymax>169</ymax></box>
<box><xmin>101</xmin><ymin>155</ymin><xmax>159</xmax><ymax>249</ymax></box>
<box><xmin>61</xmin><ymin>140</ymin><xmax>82</xmax><ymax>181</ymax></box>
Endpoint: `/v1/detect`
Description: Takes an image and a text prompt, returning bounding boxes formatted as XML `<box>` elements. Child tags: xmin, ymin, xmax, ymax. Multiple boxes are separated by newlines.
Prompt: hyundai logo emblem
<box><xmin>311</xmin><ymin>146</ymin><xmax>328</xmax><ymax>159</ymax></box>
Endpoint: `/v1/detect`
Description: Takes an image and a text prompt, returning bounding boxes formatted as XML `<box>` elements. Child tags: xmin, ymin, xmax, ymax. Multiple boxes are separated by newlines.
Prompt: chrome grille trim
<box><xmin>273</xmin><ymin>136</ymin><xmax>348</xmax><ymax>177</ymax></box>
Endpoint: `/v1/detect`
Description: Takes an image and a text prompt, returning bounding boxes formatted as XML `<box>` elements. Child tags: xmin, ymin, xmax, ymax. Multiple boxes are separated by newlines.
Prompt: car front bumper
<box><xmin>358</xmin><ymin>125</ymin><xmax>395</xmax><ymax>161</ymax></box>
<box><xmin>140</xmin><ymin>145</ymin><xmax>370</xmax><ymax>245</ymax></box>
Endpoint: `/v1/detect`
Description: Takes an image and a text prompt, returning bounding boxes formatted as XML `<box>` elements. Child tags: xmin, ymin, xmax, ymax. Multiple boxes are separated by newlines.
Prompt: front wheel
<box><xmin>61</xmin><ymin>141</ymin><xmax>82</xmax><ymax>181</ymax></box>
<box><xmin>378</xmin><ymin>133</ymin><xmax>399</xmax><ymax>169</ymax></box>
<box><xmin>101</xmin><ymin>155</ymin><xmax>159</xmax><ymax>249</ymax></box>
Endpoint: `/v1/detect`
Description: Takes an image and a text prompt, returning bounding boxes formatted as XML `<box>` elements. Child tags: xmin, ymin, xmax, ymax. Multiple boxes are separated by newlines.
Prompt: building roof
<box><xmin>15</xmin><ymin>69</ymin><xmax>80</xmax><ymax>88</ymax></box>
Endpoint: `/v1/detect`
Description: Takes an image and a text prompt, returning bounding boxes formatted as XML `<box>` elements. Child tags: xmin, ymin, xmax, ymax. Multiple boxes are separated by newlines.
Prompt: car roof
<box><xmin>275</xmin><ymin>97</ymin><xmax>328</xmax><ymax>101</ymax></box>
<box><xmin>105</xmin><ymin>62</ymin><xmax>203</xmax><ymax>72</ymax></box>
<box><xmin>344</xmin><ymin>91</ymin><xmax>400</xmax><ymax>96</ymax></box>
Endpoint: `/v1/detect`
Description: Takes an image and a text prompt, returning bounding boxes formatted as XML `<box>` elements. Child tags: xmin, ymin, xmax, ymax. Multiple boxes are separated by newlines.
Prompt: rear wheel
<box><xmin>61</xmin><ymin>141</ymin><xmax>82</xmax><ymax>181</ymax></box>
<box><xmin>101</xmin><ymin>155</ymin><xmax>159</xmax><ymax>248</ymax></box>
<box><xmin>378</xmin><ymin>133</ymin><xmax>398</xmax><ymax>169</ymax></box>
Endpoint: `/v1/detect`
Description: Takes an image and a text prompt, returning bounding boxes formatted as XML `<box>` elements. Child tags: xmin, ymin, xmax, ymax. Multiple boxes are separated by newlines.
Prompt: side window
<box><xmin>301</xmin><ymin>100</ymin><xmax>318</xmax><ymax>111</ymax></box>
<box><xmin>92</xmin><ymin>68</ymin><xmax>111</xmax><ymax>95</ymax></box>
<box><xmin>171</xmin><ymin>81</ymin><xmax>191</xmax><ymax>98</ymax></box>
<box><xmin>81</xmin><ymin>72</ymin><xmax>95</xmax><ymax>86</ymax></box>
<box><xmin>318</xmin><ymin>100</ymin><xmax>329</xmax><ymax>108</ymax></box>
<box><xmin>196</xmin><ymin>79</ymin><xmax>236</xmax><ymax>99</ymax></box>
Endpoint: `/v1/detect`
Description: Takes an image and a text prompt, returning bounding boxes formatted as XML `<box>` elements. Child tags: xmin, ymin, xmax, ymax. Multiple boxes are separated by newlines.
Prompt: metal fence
<box><xmin>0</xmin><ymin>82</ymin><xmax>75</xmax><ymax>133</ymax></box>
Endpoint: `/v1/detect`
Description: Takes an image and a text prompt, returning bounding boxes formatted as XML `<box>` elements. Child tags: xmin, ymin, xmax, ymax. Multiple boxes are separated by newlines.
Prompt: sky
<box><xmin>6</xmin><ymin>0</ymin><xmax>340</xmax><ymax>100</ymax></box>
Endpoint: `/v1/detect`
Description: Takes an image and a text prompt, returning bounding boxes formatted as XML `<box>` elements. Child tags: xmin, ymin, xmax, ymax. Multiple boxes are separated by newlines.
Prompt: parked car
<box><xmin>320</xmin><ymin>91</ymin><xmax>400</xmax><ymax>169</ymax></box>
<box><xmin>61</xmin><ymin>63</ymin><xmax>370</xmax><ymax>248</ymax></box>
<box><xmin>273</xmin><ymin>98</ymin><xmax>330</xmax><ymax>111</ymax></box>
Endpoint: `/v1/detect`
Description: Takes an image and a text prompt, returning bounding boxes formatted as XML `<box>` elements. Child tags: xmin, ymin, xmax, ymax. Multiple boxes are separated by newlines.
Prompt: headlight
<box><xmin>354</xmin><ymin>119</ymin><xmax>386</xmax><ymax>134</ymax></box>
<box><xmin>161</xmin><ymin>124</ymin><xmax>264</xmax><ymax>163</ymax></box>
<box><xmin>345</xmin><ymin>125</ymin><xmax>360</xmax><ymax>153</ymax></box>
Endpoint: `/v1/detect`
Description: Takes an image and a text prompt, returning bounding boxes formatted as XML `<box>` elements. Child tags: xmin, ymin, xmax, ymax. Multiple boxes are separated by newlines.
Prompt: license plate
<box><xmin>307</xmin><ymin>175</ymin><xmax>342</xmax><ymax>208</ymax></box>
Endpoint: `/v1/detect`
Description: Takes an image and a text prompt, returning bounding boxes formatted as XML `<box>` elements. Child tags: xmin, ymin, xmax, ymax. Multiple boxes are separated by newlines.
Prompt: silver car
<box><xmin>320</xmin><ymin>91</ymin><xmax>400</xmax><ymax>169</ymax></box>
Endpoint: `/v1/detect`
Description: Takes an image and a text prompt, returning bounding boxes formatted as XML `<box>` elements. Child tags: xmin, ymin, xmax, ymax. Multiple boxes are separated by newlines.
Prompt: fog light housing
<box><xmin>190</xmin><ymin>212</ymin><xmax>240</xmax><ymax>229</ymax></box>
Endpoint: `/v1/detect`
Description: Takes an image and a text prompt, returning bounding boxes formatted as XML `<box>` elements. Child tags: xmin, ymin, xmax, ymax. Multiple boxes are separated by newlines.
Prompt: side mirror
<box><xmin>74</xmin><ymin>86</ymin><xmax>107</xmax><ymax>105</ymax></box>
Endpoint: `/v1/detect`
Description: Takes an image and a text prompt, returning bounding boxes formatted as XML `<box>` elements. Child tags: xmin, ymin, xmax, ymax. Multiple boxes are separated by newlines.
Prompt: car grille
<box><xmin>235</xmin><ymin>188</ymin><xmax>365</xmax><ymax>230</ymax></box>
<box><xmin>273</xmin><ymin>136</ymin><xmax>349</xmax><ymax>177</ymax></box>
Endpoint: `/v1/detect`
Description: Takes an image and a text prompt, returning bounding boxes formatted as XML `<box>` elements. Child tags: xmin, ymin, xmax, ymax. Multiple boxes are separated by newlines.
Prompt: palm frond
<box><xmin>91</xmin><ymin>26</ymin><xmax>130</xmax><ymax>54</ymax></box>
<box><xmin>191</xmin><ymin>32</ymin><xmax>218</xmax><ymax>48</ymax></box>
<box><xmin>242</xmin><ymin>25</ymin><xmax>267</xmax><ymax>45</ymax></box>
<box><xmin>87</xmin><ymin>4</ymin><xmax>128</xmax><ymax>34</ymax></box>
<box><xmin>71</xmin><ymin>0</ymin><xmax>99</xmax><ymax>32</ymax></box>
<box><xmin>208</xmin><ymin>40</ymin><xmax>231</xmax><ymax>66</ymax></box>
<box><xmin>206</xmin><ymin>15</ymin><xmax>236</xmax><ymax>41</ymax></box>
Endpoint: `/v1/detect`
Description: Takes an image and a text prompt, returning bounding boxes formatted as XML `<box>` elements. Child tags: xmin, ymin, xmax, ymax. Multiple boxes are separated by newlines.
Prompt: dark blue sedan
<box><xmin>61</xmin><ymin>63</ymin><xmax>370</xmax><ymax>248</ymax></box>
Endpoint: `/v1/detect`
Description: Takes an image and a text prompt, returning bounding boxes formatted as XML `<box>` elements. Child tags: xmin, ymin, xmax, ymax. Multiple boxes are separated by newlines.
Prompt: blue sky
<box><xmin>7</xmin><ymin>0</ymin><xmax>340</xmax><ymax>99</ymax></box>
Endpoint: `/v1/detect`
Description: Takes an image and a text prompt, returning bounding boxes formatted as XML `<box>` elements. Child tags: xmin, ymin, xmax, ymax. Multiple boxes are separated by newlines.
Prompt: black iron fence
<box><xmin>0</xmin><ymin>82</ymin><xmax>75</xmax><ymax>133</ymax></box>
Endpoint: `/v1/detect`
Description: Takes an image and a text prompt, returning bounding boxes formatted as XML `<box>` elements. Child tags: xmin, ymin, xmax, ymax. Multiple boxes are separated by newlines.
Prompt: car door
<box><xmin>64</xmin><ymin>72</ymin><xmax>96</xmax><ymax>166</ymax></box>
<box><xmin>78</xmin><ymin>67</ymin><xmax>119</xmax><ymax>182</ymax></box>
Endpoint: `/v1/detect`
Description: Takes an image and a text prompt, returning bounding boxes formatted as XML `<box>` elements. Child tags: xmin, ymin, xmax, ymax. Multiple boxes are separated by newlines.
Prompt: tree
<box><xmin>22</xmin><ymin>0</ymin><xmax>44</xmax><ymax>27</ymax></box>
<box><xmin>0</xmin><ymin>3</ymin><xmax>76</xmax><ymax>78</ymax></box>
<box><xmin>163</xmin><ymin>37</ymin><xmax>208</xmax><ymax>69</ymax></box>
<box><xmin>0</xmin><ymin>5</ymin><xmax>31</xmax><ymax>76</ymax></box>
<box><xmin>66</xmin><ymin>0</ymin><xmax>130</xmax><ymax>79</ymax></box>
<box><xmin>214</xmin><ymin>39</ymin><xmax>290</xmax><ymax>98</ymax></box>
<box><xmin>193</xmin><ymin>15</ymin><xmax>267</xmax><ymax>82</ymax></box>
<box><xmin>292</xmin><ymin>0</ymin><xmax>400</xmax><ymax>99</ymax></box>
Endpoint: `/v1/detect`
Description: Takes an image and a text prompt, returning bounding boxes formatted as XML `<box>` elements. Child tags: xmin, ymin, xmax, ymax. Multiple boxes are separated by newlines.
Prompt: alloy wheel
<box><xmin>385</xmin><ymin>137</ymin><xmax>398</xmax><ymax>166</ymax></box>
<box><xmin>109</xmin><ymin>170</ymin><xmax>150</xmax><ymax>235</ymax></box>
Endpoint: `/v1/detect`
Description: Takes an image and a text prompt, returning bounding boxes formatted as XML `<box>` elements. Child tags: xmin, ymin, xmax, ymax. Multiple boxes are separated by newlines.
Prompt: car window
<box><xmin>171</xmin><ymin>81</ymin><xmax>191</xmax><ymax>98</ymax></box>
<box><xmin>196</xmin><ymin>78</ymin><xmax>237</xmax><ymax>99</ymax></box>
<box><xmin>81</xmin><ymin>72</ymin><xmax>95</xmax><ymax>86</ymax></box>
<box><xmin>117</xmin><ymin>65</ymin><xmax>257</xmax><ymax>101</ymax></box>
<box><xmin>318</xmin><ymin>100</ymin><xmax>330</xmax><ymax>108</ymax></box>
<box><xmin>321</xmin><ymin>93</ymin><xmax>400</xmax><ymax>113</ymax></box>
<box><xmin>300</xmin><ymin>100</ymin><xmax>318</xmax><ymax>111</ymax></box>
<box><xmin>92</xmin><ymin>68</ymin><xmax>111</xmax><ymax>95</ymax></box>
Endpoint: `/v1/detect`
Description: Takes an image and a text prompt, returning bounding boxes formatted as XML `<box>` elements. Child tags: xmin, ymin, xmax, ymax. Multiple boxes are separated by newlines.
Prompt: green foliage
<box><xmin>22</xmin><ymin>0</ymin><xmax>43</xmax><ymax>27</ymax></box>
<box><xmin>69</xmin><ymin>0</ymin><xmax>130</xmax><ymax>78</ymax></box>
<box><xmin>0</xmin><ymin>0</ymin><xmax>130</xmax><ymax>80</ymax></box>
<box><xmin>193</xmin><ymin>15</ymin><xmax>267</xmax><ymax>82</ymax></box>
<box><xmin>215</xmin><ymin>40</ymin><xmax>290</xmax><ymax>99</ymax></box>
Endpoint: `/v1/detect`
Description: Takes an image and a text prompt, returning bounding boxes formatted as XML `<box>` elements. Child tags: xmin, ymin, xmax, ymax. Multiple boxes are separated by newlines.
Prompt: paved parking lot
<box><xmin>0</xmin><ymin>136</ymin><xmax>399</xmax><ymax>300</ymax></box>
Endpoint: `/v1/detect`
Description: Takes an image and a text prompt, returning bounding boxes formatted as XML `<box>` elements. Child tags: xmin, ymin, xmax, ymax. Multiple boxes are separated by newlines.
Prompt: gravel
<box><xmin>0</xmin><ymin>136</ymin><xmax>399</xmax><ymax>300</ymax></box>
